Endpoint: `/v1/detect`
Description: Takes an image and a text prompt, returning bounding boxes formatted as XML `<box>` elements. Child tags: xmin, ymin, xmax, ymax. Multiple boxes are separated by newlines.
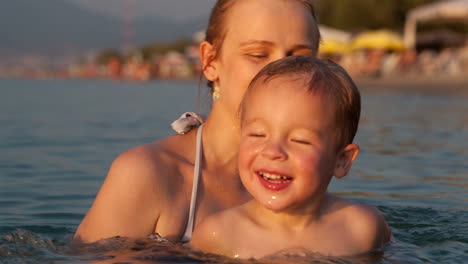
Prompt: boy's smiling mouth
<box><xmin>257</xmin><ymin>171</ymin><xmax>293</xmax><ymax>191</ymax></box>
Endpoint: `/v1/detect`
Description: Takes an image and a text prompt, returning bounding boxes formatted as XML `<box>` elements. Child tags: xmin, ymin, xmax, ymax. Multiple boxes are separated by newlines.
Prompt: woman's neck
<box><xmin>202</xmin><ymin>105</ymin><xmax>241</xmax><ymax>172</ymax></box>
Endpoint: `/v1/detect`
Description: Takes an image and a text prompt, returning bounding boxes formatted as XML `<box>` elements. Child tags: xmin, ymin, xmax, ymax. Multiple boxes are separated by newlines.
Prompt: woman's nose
<box><xmin>270</xmin><ymin>50</ymin><xmax>291</xmax><ymax>63</ymax></box>
<box><xmin>274</xmin><ymin>53</ymin><xmax>285</xmax><ymax>61</ymax></box>
<box><xmin>261</xmin><ymin>140</ymin><xmax>287</xmax><ymax>160</ymax></box>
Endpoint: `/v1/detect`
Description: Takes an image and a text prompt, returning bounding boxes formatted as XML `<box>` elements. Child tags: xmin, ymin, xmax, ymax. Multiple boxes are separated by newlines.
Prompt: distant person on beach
<box><xmin>190</xmin><ymin>56</ymin><xmax>391</xmax><ymax>258</ymax></box>
<box><xmin>74</xmin><ymin>0</ymin><xmax>321</xmax><ymax>243</ymax></box>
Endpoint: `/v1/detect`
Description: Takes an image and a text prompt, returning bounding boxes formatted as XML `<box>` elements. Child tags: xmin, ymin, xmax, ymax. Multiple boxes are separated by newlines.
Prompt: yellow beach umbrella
<box><xmin>352</xmin><ymin>30</ymin><xmax>406</xmax><ymax>51</ymax></box>
<box><xmin>319</xmin><ymin>39</ymin><xmax>351</xmax><ymax>55</ymax></box>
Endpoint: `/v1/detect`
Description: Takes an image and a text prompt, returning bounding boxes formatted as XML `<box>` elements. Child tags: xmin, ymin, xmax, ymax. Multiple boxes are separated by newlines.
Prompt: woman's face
<box><xmin>207</xmin><ymin>0</ymin><xmax>319</xmax><ymax>116</ymax></box>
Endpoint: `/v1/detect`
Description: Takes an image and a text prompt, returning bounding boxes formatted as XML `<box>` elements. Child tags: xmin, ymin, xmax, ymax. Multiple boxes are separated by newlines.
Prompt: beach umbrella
<box><xmin>318</xmin><ymin>25</ymin><xmax>352</xmax><ymax>55</ymax></box>
<box><xmin>319</xmin><ymin>39</ymin><xmax>350</xmax><ymax>54</ymax></box>
<box><xmin>352</xmin><ymin>30</ymin><xmax>406</xmax><ymax>51</ymax></box>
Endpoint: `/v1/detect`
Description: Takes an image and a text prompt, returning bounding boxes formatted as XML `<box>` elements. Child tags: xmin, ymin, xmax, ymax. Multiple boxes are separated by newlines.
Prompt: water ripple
<box><xmin>1</xmin><ymin>80</ymin><xmax>467</xmax><ymax>263</ymax></box>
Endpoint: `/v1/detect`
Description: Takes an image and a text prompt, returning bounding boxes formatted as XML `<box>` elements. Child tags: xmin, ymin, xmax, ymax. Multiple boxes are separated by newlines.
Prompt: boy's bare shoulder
<box><xmin>190</xmin><ymin>206</ymin><xmax>246</xmax><ymax>256</ymax></box>
<box><xmin>192</xmin><ymin>206</ymin><xmax>245</xmax><ymax>238</ymax></box>
<box><xmin>329</xmin><ymin>195</ymin><xmax>391</xmax><ymax>253</ymax></box>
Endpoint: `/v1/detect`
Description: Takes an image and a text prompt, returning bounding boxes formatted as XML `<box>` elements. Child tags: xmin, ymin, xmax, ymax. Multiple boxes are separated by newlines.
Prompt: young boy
<box><xmin>189</xmin><ymin>56</ymin><xmax>391</xmax><ymax>259</ymax></box>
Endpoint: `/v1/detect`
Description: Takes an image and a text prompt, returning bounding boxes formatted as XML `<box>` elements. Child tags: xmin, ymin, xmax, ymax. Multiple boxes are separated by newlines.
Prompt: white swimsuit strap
<box><xmin>181</xmin><ymin>123</ymin><xmax>203</xmax><ymax>242</ymax></box>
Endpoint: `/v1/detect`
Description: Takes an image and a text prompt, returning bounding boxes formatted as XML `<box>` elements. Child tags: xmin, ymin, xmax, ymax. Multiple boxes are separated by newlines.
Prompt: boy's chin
<box><xmin>255</xmin><ymin>197</ymin><xmax>294</xmax><ymax>212</ymax></box>
<box><xmin>253</xmin><ymin>192</ymin><xmax>327</xmax><ymax>214</ymax></box>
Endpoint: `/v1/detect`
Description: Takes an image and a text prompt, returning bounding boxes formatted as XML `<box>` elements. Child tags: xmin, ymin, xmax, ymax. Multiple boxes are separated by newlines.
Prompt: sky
<box><xmin>61</xmin><ymin>0</ymin><xmax>216</xmax><ymax>21</ymax></box>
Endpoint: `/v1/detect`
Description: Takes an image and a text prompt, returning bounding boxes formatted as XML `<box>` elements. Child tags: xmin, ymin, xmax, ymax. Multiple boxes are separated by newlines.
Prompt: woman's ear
<box><xmin>200</xmin><ymin>41</ymin><xmax>219</xmax><ymax>82</ymax></box>
<box><xmin>334</xmin><ymin>143</ymin><xmax>359</xmax><ymax>179</ymax></box>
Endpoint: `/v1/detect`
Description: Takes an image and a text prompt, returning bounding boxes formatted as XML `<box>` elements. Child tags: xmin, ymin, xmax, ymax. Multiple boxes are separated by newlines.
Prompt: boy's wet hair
<box><xmin>241</xmin><ymin>56</ymin><xmax>361</xmax><ymax>149</ymax></box>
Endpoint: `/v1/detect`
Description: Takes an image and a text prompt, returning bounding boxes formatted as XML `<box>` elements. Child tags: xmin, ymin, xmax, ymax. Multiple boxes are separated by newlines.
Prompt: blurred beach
<box><xmin>2</xmin><ymin>1</ymin><xmax>467</xmax><ymax>91</ymax></box>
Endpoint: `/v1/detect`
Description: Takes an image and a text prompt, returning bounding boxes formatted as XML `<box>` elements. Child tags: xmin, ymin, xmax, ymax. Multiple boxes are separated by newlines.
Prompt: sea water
<box><xmin>0</xmin><ymin>79</ymin><xmax>467</xmax><ymax>263</ymax></box>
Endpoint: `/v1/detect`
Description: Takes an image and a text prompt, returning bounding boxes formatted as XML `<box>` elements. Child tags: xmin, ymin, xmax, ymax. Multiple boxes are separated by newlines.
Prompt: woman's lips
<box><xmin>257</xmin><ymin>171</ymin><xmax>292</xmax><ymax>191</ymax></box>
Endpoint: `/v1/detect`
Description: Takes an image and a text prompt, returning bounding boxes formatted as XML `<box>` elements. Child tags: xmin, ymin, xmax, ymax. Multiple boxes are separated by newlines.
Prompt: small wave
<box><xmin>1</xmin><ymin>224</ymin><xmax>465</xmax><ymax>264</ymax></box>
<box><xmin>0</xmin><ymin>228</ymin><xmax>66</xmax><ymax>262</ymax></box>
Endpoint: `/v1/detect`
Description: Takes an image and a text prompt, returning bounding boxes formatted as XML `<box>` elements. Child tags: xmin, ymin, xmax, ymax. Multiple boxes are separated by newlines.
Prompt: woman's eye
<box><xmin>246</xmin><ymin>54</ymin><xmax>268</xmax><ymax>59</ymax></box>
<box><xmin>293</xmin><ymin>50</ymin><xmax>313</xmax><ymax>56</ymax></box>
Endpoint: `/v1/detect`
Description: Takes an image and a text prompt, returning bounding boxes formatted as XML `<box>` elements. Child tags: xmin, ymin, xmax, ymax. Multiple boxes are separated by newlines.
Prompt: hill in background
<box><xmin>0</xmin><ymin>0</ymin><xmax>207</xmax><ymax>60</ymax></box>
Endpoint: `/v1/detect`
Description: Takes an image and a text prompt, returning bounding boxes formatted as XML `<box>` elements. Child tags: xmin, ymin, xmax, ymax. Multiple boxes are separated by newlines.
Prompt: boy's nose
<box><xmin>261</xmin><ymin>141</ymin><xmax>287</xmax><ymax>160</ymax></box>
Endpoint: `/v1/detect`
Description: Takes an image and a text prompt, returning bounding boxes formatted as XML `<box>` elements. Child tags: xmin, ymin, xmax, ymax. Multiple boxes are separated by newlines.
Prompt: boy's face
<box><xmin>239</xmin><ymin>76</ymin><xmax>357</xmax><ymax>213</ymax></box>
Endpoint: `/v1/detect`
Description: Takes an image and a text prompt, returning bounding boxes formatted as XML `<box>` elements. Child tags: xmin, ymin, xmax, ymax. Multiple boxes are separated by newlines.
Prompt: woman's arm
<box><xmin>74</xmin><ymin>145</ymin><xmax>169</xmax><ymax>243</ymax></box>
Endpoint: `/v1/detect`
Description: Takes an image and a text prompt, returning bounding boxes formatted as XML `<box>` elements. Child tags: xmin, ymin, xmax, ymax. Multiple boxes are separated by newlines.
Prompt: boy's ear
<box><xmin>199</xmin><ymin>41</ymin><xmax>219</xmax><ymax>82</ymax></box>
<box><xmin>334</xmin><ymin>143</ymin><xmax>359</xmax><ymax>179</ymax></box>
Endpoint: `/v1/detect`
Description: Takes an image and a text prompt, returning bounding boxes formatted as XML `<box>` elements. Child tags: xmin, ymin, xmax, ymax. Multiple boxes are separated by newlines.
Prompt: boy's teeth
<box><xmin>259</xmin><ymin>172</ymin><xmax>291</xmax><ymax>181</ymax></box>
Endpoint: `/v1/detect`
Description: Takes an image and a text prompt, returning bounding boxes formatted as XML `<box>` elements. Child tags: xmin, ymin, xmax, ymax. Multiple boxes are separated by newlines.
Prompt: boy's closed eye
<box><xmin>249</xmin><ymin>133</ymin><xmax>266</xmax><ymax>138</ymax></box>
<box><xmin>291</xmin><ymin>138</ymin><xmax>311</xmax><ymax>145</ymax></box>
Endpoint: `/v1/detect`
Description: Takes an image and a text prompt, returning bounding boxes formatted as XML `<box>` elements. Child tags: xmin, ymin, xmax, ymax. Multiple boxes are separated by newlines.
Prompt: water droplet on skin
<box><xmin>272</xmin><ymin>196</ymin><xmax>277</xmax><ymax>200</ymax></box>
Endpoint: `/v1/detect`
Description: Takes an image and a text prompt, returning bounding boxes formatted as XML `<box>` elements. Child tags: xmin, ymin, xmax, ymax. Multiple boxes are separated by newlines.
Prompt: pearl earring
<box><xmin>212</xmin><ymin>83</ymin><xmax>220</xmax><ymax>101</ymax></box>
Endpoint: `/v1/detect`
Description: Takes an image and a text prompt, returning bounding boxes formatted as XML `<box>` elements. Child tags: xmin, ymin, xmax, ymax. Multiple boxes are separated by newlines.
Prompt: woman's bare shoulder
<box><xmin>101</xmin><ymin>131</ymin><xmax>200</xmax><ymax>210</ymax></box>
<box><xmin>112</xmin><ymin>131</ymin><xmax>197</xmax><ymax>181</ymax></box>
<box><xmin>74</xmin><ymin>132</ymin><xmax>197</xmax><ymax>243</ymax></box>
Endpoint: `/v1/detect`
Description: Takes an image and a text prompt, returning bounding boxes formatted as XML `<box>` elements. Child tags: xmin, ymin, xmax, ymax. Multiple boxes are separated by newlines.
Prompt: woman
<box><xmin>74</xmin><ymin>0</ymin><xmax>321</xmax><ymax>243</ymax></box>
